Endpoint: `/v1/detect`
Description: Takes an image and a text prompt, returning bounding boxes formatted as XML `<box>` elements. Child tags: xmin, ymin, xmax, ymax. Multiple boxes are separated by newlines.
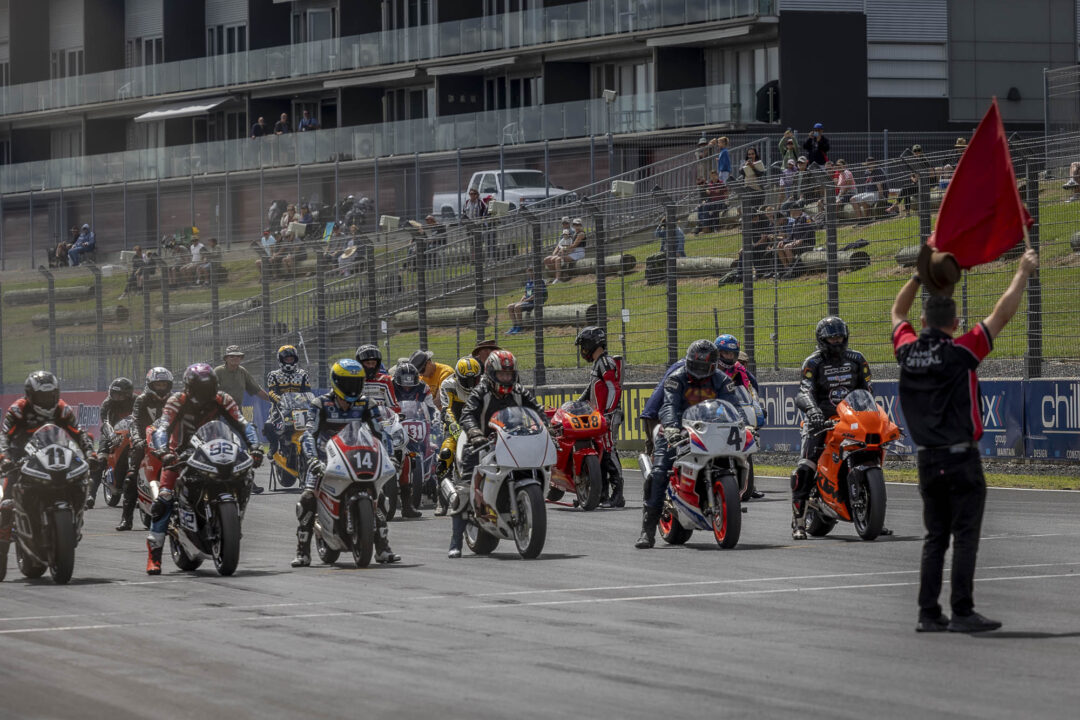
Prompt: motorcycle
<box><xmin>460</xmin><ymin>407</ymin><xmax>557</xmax><ymax>559</ymax></box>
<box><xmin>167</xmin><ymin>420</ymin><xmax>255</xmax><ymax>576</ymax></box>
<box><xmin>99</xmin><ymin>417</ymin><xmax>133</xmax><ymax>508</ymax></box>
<box><xmin>544</xmin><ymin>400</ymin><xmax>607</xmax><ymax>511</ymax></box>
<box><xmin>313</xmin><ymin>420</ymin><xmax>397</xmax><ymax>567</ymax></box>
<box><xmin>269</xmin><ymin>392</ymin><xmax>316</xmax><ymax>491</ymax></box>
<box><xmin>386</xmin><ymin>399</ymin><xmax>441</xmax><ymax>518</ymax></box>
<box><xmin>7</xmin><ymin>425</ymin><xmax>91</xmax><ymax>584</ymax></box>
<box><xmin>638</xmin><ymin>391</ymin><xmax>758</xmax><ymax>550</ymax></box>
<box><xmin>806</xmin><ymin>389</ymin><xmax>898</xmax><ymax>541</ymax></box>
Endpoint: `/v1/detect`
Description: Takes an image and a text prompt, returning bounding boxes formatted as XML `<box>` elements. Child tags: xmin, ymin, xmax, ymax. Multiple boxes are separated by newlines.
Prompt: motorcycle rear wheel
<box><xmin>410</xmin><ymin>458</ymin><xmax>424</xmax><ymax>511</ymax></box>
<box><xmin>170</xmin><ymin>532</ymin><xmax>203</xmax><ymax>571</ymax></box>
<box><xmin>351</xmin><ymin>497</ymin><xmax>375</xmax><ymax>568</ymax></box>
<box><xmin>211</xmin><ymin>503</ymin><xmax>241</xmax><ymax>576</ymax></box>
<box><xmin>576</xmin><ymin>455</ymin><xmax>603</xmax><ymax>512</ymax></box>
<box><xmin>545</xmin><ymin>488</ymin><xmax>565</xmax><ymax>502</ymax></box>
<box><xmin>315</xmin><ymin>533</ymin><xmax>340</xmax><ymax>564</ymax></box>
<box><xmin>513</xmin><ymin>485</ymin><xmax>547</xmax><ymax>559</ymax></box>
<box><xmin>465</xmin><ymin>521</ymin><xmax>499</xmax><ymax>555</ymax></box>
<box><xmin>805</xmin><ymin>507</ymin><xmax>837</xmax><ymax>537</ymax></box>
<box><xmin>16</xmin><ymin>542</ymin><xmax>46</xmax><ymax>579</ymax></box>
<box><xmin>852</xmin><ymin>467</ymin><xmax>887</xmax><ymax>541</ymax></box>
<box><xmin>712</xmin><ymin>474</ymin><xmax>741</xmax><ymax>549</ymax></box>
<box><xmin>103</xmin><ymin>475</ymin><xmax>122</xmax><ymax>507</ymax></box>
<box><xmin>49</xmin><ymin>509</ymin><xmax>76</xmax><ymax>584</ymax></box>
<box><xmin>658</xmin><ymin>502</ymin><xmax>693</xmax><ymax>544</ymax></box>
<box><xmin>140</xmin><ymin>509</ymin><xmax>151</xmax><ymax>529</ymax></box>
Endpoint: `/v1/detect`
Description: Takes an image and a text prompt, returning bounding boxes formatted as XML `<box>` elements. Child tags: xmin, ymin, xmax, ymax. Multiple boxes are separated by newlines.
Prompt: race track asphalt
<box><xmin>2</xmin><ymin>470</ymin><xmax>1079</xmax><ymax>720</ymax></box>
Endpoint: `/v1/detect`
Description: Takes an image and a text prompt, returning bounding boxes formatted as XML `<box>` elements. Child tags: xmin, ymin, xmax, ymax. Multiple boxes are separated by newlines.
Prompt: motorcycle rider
<box><xmin>87</xmin><ymin>377</ymin><xmax>137</xmax><ymax>508</ymax></box>
<box><xmin>434</xmin><ymin>356</ymin><xmax>482</xmax><ymax>516</ymax></box>
<box><xmin>0</xmin><ymin>371</ymin><xmax>97</xmax><ymax>581</ymax></box>
<box><xmin>715</xmin><ymin>334</ymin><xmax>765</xmax><ymax>500</ymax></box>
<box><xmin>263</xmin><ymin>344</ymin><xmax>312</xmax><ymax>459</ymax></box>
<box><xmin>390</xmin><ymin>361</ymin><xmax>438</xmax><ymax>519</ymax></box>
<box><xmin>637</xmin><ymin>340</ymin><xmax>739</xmax><ymax>549</ymax></box>
<box><xmin>116</xmin><ymin>368</ymin><xmax>173</xmax><ymax>531</ymax></box>
<box><xmin>146</xmin><ymin>364</ymin><xmax>263</xmax><ymax>575</ymax></box>
<box><xmin>451</xmin><ymin>351</ymin><xmax>547</xmax><ymax>558</ymax></box>
<box><xmin>292</xmin><ymin>359</ymin><xmax>401</xmax><ymax>568</ymax></box>
<box><xmin>574</xmin><ymin>327</ymin><xmax>625</xmax><ymax>508</ymax></box>
<box><xmin>790</xmin><ymin>316</ymin><xmax>875</xmax><ymax>540</ymax></box>
<box><xmin>355</xmin><ymin>344</ymin><xmax>397</xmax><ymax>409</ymax></box>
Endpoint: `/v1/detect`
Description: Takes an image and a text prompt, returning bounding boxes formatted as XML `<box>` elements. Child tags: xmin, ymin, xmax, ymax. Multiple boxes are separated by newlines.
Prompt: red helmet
<box><xmin>485</xmin><ymin>350</ymin><xmax>517</xmax><ymax>396</ymax></box>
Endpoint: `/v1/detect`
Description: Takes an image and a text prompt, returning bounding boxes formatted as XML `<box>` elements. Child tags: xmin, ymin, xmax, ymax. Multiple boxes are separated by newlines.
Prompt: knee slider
<box><xmin>296</xmin><ymin>489</ymin><xmax>316</xmax><ymax>526</ymax></box>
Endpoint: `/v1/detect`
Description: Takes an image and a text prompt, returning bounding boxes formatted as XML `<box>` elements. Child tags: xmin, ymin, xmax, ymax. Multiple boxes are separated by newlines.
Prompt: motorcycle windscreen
<box><xmin>490</xmin><ymin>408</ymin><xmax>555</xmax><ymax>469</ymax></box>
<box><xmin>559</xmin><ymin>399</ymin><xmax>595</xmax><ymax>416</ymax></box>
<box><xmin>682</xmin><ymin>400</ymin><xmax>743</xmax><ymax>427</ymax></box>
<box><xmin>842</xmin><ymin>389</ymin><xmax>877</xmax><ymax>412</ymax></box>
<box><xmin>488</xmin><ymin>407</ymin><xmax>545</xmax><ymax>436</ymax></box>
<box><xmin>27</xmin><ymin>424</ymin><xmax>84</xmax><ymax>456</ymax></box>
<box><xmin>193</xmin><ymin>420</ymin><xmax>243</xmax><ymax>445</ymax></box>
<box><xmin>278</xmin><ymin>392</ymin><xmax>315</xmax><ymax>412</ymax></box>
<box><xmin>398</xmin><ymin>399</ymin><xmax>430</xmax><ymax>421</ymax></box>
<box><xmin>330</xmin><ymin>421</ymin><xmax>382</xmax><ymax>480</ymax></box>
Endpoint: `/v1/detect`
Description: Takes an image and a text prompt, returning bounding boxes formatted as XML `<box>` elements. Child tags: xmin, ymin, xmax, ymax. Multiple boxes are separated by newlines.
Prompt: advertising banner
<box><xmin>1024</xmin><ymin>379</ymin><xmax>1080</xmax><ymax>460</ymax></box>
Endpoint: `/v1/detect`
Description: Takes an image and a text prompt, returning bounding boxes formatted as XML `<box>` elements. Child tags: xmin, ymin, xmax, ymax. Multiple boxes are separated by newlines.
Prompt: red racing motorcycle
<box><xmin>544</xmin><ymin>400</ymin><xmax>607</xmax><ymax>511</ymax></box>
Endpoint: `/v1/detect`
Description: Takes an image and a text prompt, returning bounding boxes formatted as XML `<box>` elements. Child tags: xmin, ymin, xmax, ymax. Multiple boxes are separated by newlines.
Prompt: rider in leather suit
<box><xmin>87</xmin><ymin>377</ymin><xmax>136</xmax><ymax>509</ymax></box>
<box><xmin>790</xmin><ymin>317</ymin><xmax>873</xmax><ymax>539</ymax></box>
<box><xmin>147</xmin><ymin>364</ymin><xmax>263</xmax><ymax>574</ymax></box>
<box><xmin>575</xmin><ymin>327</ymin><xmax>625</xmax><ymax>508</ymax></box>
<box><xmin>116</xmin><ymin>368</ymin><xmax>173</xmax><ymax>531</ymax></box>
<box><xmin>0</xmin><ymin>371</ymin><xmax>96</xmax><ymax>581</ymax></box>
<box><xmin>292</xmin><ymin>359</ymin><xmax>401</xmax><ymax>568</ymax></box>
<box><xmin>435</xmin><ymin>356</ymin><xmax>481</xmax><ymax>515</ymax></box>
<box><xmin>355</xmin><ymin>344</ymin><xmax>397</xmax><ymax>409</ymax></box>
<box><xmin>390</xmin><ymin>361</ymin><xmax>438</xmax><ymax>519</ymax></box>
<box><xmin>637</xmin><ymin>341</ymin><xmax>739</xmax><ymax>549</ymax></box>
<box><xmin>264</xmin><ymin>344</ymin><xmax>312</xmax><ymax>458</ymax></box>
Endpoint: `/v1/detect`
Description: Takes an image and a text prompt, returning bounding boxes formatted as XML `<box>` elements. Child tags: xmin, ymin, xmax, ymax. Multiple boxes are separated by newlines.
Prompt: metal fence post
<box><xmin>260</xmin><ymin>264</ymin><xmax>273</xmax><ymax>380</ymax></box>
<box><xmin>917</xmin><ymin>172</ymin><xmax>932</xmax><ymax>245</ymax></box>
<box><xmin>590</xmin><ymin>135</ymin><xmax>596</xmax><ymax>186</ymax></box>
<box><xmin>499</xmin><ymin>143</ymin><xmax>505</xmax><ymax>202</ymax></box>
<box><xmin>523</xmin><ymin>208</ymin><xmax>546</xmax><ymax>385</ymax></box>
<box><xmin>29</xmin><ymin>192</ymin><xmax>34</xmax><ymax>269</ymax></box>
<box><xmin>122</xmin><ymin>181</ymin><xmax>128</xmax><ymax>251</ymax></box>
<box><xmin>1025</xmin><ymin>161</ymin><xmax>1042</xmax><ymax>378</ymax></box>
<box><xmin>544</xmin><ymin>140</ymin><xmax>551</xmax><ymax>200</ymax></box>
<box><xmin>415</xmin><ymin>230</ymin><xmax>429</xmax><ymax>350</ymax></box>
<box><xmin>663</xmin><ymin>200</ymin><xmax>679</xmax><ymax>365</ymax></box>
<box><xmin>159</xmin><ymin>264</ymin><xmax>172</xmax><ymax>373</ymax></box>
<box><xmin>88</xmin><ymin>265</ymin><xmax>106</xmax><ymax>390</ymax></box>
<box><xmin>456</xmin><ymin>148</ymin><xmax>463</xmax><ymax>217</ymax></box>
<box><xmin>210</xmin><ymin>253</ymin><xmax>221</xmax><ymax>362</ymax></box>
<box><xmin>824</xmin><ymin>179</ymin><xmax>839</xmax><ymax>317</ymax></box>
<box><xmin>466</xmin><ymin>219</ymin><xmax>486</xmax><ymax>343</ymax></box>
<box><xmin>0</xmin><ymin>280</ymin><xmax>4</xmax><ymax>390</ymax></box>
<box><xmin>365</xmin><ymin>235</ymin><xmax>379</xmax><ymax>344</ymax></box>
<box><xmin>315</xmin><ymin>249</ymin><xmax>328</xmax><ymax>388</ymax></box>
<box><xmin>143</xmin><ymin>281</ymin><xmax>153</xmax><ymax>373</ymax></box>
<box><xmin>582</xmin><ymin>198</ymin><xmax>608</xmax><ymax>336</ymax></box>
<box><xmin>37</xmin><ymin>267</ymin><xmax>56</xmax><ymax>375</ymax></box>
<box><xmin>739</xmin><ymin>193</ymin><xmax>756</xmax><ymax>373</ymax></box>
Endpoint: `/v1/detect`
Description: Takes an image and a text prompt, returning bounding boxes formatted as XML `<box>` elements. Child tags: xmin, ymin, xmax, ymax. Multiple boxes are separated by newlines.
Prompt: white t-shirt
<box><xmin>189</xmin><ymin>241</ymin><xmax>205</xmax><ymax>263</ymax></box>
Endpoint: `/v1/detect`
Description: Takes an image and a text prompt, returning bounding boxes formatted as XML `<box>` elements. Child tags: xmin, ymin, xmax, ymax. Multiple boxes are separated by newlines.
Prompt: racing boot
<box><xmin>85</xmin><ymin>478</ymin><xmax>100</xmax><ymax>509</ymax></box>
<box><xmin>0</xmin><ymin>541</ymin><xmax>7</xmax><ymax>582</ymax></box>
<box><xmin>146</xmin><ymin>540</ymin><xmax>162</xmax><ymax>575</ymax></box>
<box><xmin>635</xmin><ymin>507</ymin><xmax>660</xmax><ymax>549</ymax></box>
<box><xmin>291</xmin><ymin>529</ymin><xmax>312</xmax><ymax>568</ymax></box>
<box><xmin>399</xmin><ymin>482</ymin><xmax>421</xmax><ymax>519</ymax></box>
<box><xmin>791</xmin><ymin>500</ymin><xmax>808</xmax><ymax>540</ymax></box>
<box><xmin>0</xmin><ymin>500</ymin><xmax>14</xmax><ymax>581</ymax></box>
<box><xmin>603</xmin><ymin>475</ymin><xmax>626</xmax><ymax>509</ymax></box>
<box><xmin>115</xmin><ymin>501</ymin><xmax>134</xmax><ymax>532</ymax></box>
<box><xmin>374</xmin><ymin>522</ymin><xmax>401</xmax><ymax>564</ymax></box>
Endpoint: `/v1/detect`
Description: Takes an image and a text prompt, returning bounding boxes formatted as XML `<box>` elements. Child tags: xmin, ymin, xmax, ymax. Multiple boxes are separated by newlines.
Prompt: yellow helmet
<box><xmin>277</xmin><ymin>345</ymin><xmax>299</xmax><ymax>372</ymax></box>
<box><xmin>330</xmin><ymin>359</ymin><xmax>365</xmax><ymax>402</ymax></box>
<box><xmin>454</xmin><ymin>356</ymin><xmax>482</xmax><ymax>391</ymax></box>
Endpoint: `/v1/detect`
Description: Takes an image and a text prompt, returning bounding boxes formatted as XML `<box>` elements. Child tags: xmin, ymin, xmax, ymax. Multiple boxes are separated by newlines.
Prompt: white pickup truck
<box><xmin>432</xmin><ymin>169</ymin><xmax>575</xmax><ymax>218</ymax></box>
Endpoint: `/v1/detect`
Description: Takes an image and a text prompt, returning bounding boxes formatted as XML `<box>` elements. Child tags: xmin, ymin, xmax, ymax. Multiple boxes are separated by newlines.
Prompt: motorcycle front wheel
<box><xmin>211</xmin><ymin>503</ymin><xmax>241</xmax><ymax>576</ymax></box>
<box><xmin>103</xmin><ymin>473</ymin><xmax>122</xmax><ymax>507</ymax></box>
<box><xmin>49</xmin><ymin>508</ymin><xmax>76</xmax><ymax>584</ymax></box>
<box><xmin>16</xmin><ymin>542</ymin><xmax>46</xmax><ymax>579</ymax></box>
<box><xmin>851</xmin><ymin>467</ymin><xmax>887</xmax><ymax>541</ymax></box>
<box><xmin>513</xmin><ymin>484</ymin><xmax>547</xmax><ymax>559</ymax></box>
<box><xmin>712</xmin><ymin>474</ymin><xmax>741</xmax><ymax>549</ymax></box>
<box><xmin>351</xmin><ymin>496</ymin><xmax>375</xmax><ymax>568</ymax></box>
<box><xmin>576</xmin><ymin>455</ymin><xmax>603</xmax><ymax>512</ymax></box>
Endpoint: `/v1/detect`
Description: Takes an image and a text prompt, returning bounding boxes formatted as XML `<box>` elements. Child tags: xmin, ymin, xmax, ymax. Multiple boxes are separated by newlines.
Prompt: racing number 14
<box><xmin>353</xmin><ymin>451</ymin><xmax>374</xmax><ymax>470</ymax></box>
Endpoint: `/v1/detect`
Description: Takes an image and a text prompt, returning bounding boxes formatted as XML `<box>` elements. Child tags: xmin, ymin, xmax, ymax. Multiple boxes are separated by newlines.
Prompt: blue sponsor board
<box><xmin>1024</xmin><ymin>379</ymin><xmax>1080</xmax><ymax>461</ymax></box>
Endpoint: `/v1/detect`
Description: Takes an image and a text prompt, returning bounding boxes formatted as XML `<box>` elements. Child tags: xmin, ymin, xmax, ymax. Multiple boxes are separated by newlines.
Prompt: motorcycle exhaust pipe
<box><xmin>441</xmin><ymin>477</ymin><xmax>468</xmax><ymax>515</ymax></box>
<box><xmin>637</xmin><ymin>453</ymin><xmax>652</xmax><ymax>478</ymax></box>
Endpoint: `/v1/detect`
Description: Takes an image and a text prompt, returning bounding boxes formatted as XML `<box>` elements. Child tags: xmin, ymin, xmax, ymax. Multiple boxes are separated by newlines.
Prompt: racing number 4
<box><xmin>726</xmin><ymin>427</ymin><xmax>740</xmax><ymax>446</ymax></box>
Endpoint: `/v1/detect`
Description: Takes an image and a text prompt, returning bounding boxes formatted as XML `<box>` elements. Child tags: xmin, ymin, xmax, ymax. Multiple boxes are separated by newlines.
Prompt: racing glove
<box><xmin>467</xmin><ymin>428</ymin><xmax>485</xmax><ymax>445</ymax></box>
<box><xmin>250</xmin><ymin>448</ymin><xmax>264</xmax><ymax>468</ymax></box>
<box><xmin>0</xmin><ymin>457</ymin><xmax>16</xmax><ymax>475</ymax></box>
<box><xmin>806</xmin><ymin>407</ymin><xmax>826</xmax><ymax>432</ymax></box>
<box><xmin>160</xmin><ymin>452</ymin><xmax>179</xmax><ymax>468</ymax></box>
<box><xmin>309</xmin><ymin>460</ymin><xmax>326</xmax><ymax>479</ymax></box>
<box><xmin>663</xmin><ymin>426</ymin><xmax>682</xmax><ymax>446</ymax></box>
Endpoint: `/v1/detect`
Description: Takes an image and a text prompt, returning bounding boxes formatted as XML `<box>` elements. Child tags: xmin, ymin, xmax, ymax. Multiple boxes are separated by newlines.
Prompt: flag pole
<box><xmin>1022</xmin><ymin>225</ymin><xmax>1031</xmax><ymax>251</ymax></box>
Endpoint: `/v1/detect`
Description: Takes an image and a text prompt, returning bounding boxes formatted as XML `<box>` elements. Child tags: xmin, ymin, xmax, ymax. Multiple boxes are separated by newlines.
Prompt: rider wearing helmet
<box><xmin>117</xmin><ymin>368</ymin><xmax>173</xmax><ymax>531</ymax></box>
<box><xmin>292</xmin><ymin>359</ymin><xmax>401</xmax><ymax>567</ymax></box>
<box><xmin>714</xmin><ymin>335</ymin><xmax>756</xmax><ymax>392</ymax></box>
<box><xmin>452</xmin><ymin>351</ymin><xmax>547</xmax><ymax>558</ymax></box>
<box><xmin>355</xmin><ymin>344</ymin><xmax>397</xmax><ymax>409</ymax></box>
<box><xmin>263</xmin><ymin>345</ymin><xmax>312</xmax><ymax>459</ymax></box>
<box><xmin>434</xmin><ymin>356</ymin><xmax>482</xmax><ymax>515</ymax></box>
<box><xmin>0</xmin><ymin>371</ymin><xmax>96</xmax><ymax>581</ymax></box>
<box><xmin>575</xmin><ymin>326</ymin><xmax>625</xmax><ymax>508</ymax></box>
<box><xmin>790</xmin><ymin>316</ymin><xmax>873</xmax><ymax>540</ymax></box>
<box><xmin>86</xmin><ymin>377</ymin><xmax>137</xmax><ymax>509</ymax></box>
<box><xmin>637</xmin><ymin>340</ymin><xmax>739</xmax><ymax>550</ymax></box>
<box><xmin>146</xmin><ymin>363</ymin><xmax>263</xmax><ymax>574</ymax></box>
<box><xmin>390</xmin><ymin>361</ymin><xmax>437</xmax><ymax>519</ymax></box>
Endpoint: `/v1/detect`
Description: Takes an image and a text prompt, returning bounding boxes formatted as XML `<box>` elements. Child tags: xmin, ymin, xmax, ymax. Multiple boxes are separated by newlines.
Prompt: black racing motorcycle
<box><xmin>167</xmin><ymin>420</ymin><xmax>255</xmax><ymax>577</ymax></box>
<box><xmin>9</xmin><ymin>424</ymin><xmax>91</xmax><ymax>584</ymax></box>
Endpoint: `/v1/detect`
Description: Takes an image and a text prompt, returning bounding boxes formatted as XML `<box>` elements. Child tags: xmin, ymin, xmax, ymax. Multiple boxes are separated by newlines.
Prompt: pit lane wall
<box><xmin>17</xmin><ymin>378</ymin><xmax>1078</xmax><ymax>462</ymax></box>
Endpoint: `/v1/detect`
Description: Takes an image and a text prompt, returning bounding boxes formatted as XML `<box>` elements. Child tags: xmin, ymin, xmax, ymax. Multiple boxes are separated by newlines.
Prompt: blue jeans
<box><xmin>68</xmin><ymin>244</ymin><xmax>92</xmax><ymax>266</ymax></box>
<box><xmin>450</xmin><ymin>513</ymin><xmax>466</xmax><ymax>551</ymax></box>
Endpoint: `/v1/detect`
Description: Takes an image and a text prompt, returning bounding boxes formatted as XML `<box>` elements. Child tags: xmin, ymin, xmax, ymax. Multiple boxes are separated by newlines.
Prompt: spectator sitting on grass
<box><xmin>851</xmin><ymin>157</ymin><xmax>887</xmax><ymax>220</ymax></box>
<box><xmin>68</xmin><ymin>223</ymin><xmax>96</xmax><ymax>266</ymax></box>
<box><xmin>506</xmin><ymin>269</ymin><xmax>545</xmax><ymax>335</ymax></box>
<box><xmin>655</xmin><ymin>216</ymin><xmax>686</xmax><ymax>258</ymax></box>
<box><xmin>834</xmin><ymin>159</ymin><xmax>856</xmax><ymax>205</ymax></box>
<box><xmin>780</xmin><ymin>159</ymin><xmax>797</xmax><ymax>201</ymax></box>
<box><xmin>774</xmin><ymin>201</ymin><xmax>815</xmax><ymax>274</ymax></box>
<box><xmin>118</xmin><ymin>245</ymin><xmax>148</xmax><ymax>299</ymax></box>
<box><xmin>693</xmin><ymin>170</ymin><xmax>728</xmax><ymax>235</ymax></box>
<box><xmin>740</xmin><ymin>147</ymin><xmax>766</xmax><ymax>193</ymax></box>
<box><xmin>183</xmin><ymin>236</ymin><xmax>206</xmax><ymax>285</ymax></box>
<box><xmin>195</xmin><ymin>237</ymin><xmax>221</xmax><ymax>286</ymax></box>
<box><xmin>280</xmin><ymin>204</ymin><xmax>297</xmax><ymax>232</ymax></box>
<box><xmin>299</xmin><ymin>204</ymin><xmax>314</xmax><ymax>224</ymax></box>
<box><xmin>1064</xmin><ymin>161</ymin><xmax>1080</xmax><ymax>203</ymax></box>
<box><xmin>545</xmin><ymin>218</ymin><xmax>587</xmax><ymax>285</ymax></box>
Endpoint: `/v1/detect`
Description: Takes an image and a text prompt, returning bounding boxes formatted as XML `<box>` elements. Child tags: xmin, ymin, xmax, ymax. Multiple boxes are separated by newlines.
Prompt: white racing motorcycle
<box><xmin>458</xmin><ymin>407</ymin><xmax>557</xmax><ymax>559</ymax></box>
<box><xmin>313</xmin><ymin>420</ymin><xmax>398</xmax><ymax>567</ymax></box>
<box><xmin>638</xmin><ymin>391</ymin><xmax>758</xmax><ymax>549</ymax></box>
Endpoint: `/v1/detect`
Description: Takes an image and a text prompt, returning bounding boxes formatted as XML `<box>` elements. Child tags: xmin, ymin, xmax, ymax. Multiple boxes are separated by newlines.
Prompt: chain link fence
<box><xmin>1</xmin><ymin>129</ymin><xmax>1076</xmax><ymax>392</ymax></box>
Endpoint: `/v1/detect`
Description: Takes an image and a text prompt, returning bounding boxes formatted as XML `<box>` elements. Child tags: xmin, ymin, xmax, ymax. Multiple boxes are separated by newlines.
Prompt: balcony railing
<box><xmin>0</xmin><ymin>83</ymin><xmax>757</xmax><ymax>193</ymax></box>
<box><xmin>0</xmin><ymin>0</ymin><xmax>773</xmax><ymax>118</ymax></box>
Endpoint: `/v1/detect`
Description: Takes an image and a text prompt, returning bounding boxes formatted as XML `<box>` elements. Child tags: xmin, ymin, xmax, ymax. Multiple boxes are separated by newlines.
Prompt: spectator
<box><xmin>731</xmin><ymin>205</ymin><xmax>782</xmax><ymax>282</ymax></box>
<box><xmin>774</xmin><ymin>202</ymin><xmax>815</xmax><ymax>273</ymax></box>
<box><xmin>506</xmin><ymin>269</ymin><xmax>545</xmax><ymax>335</ymax></box>
<box><xmin>254</xmin><ymin>228</ymin><xmax>279</xmax><ymax>276</ymax></box>
<box><xmin>273</xmin><ymin>113</ymin><xmax>291</xmax><ymax>135</ymax></box>
<box><xmin>298</xmin><ymin>109</ymin><xmax>319</xmax><ymax>132</ymax></box>
<box><xmin>280</xmin><ymin>204</ymin><xmax>298</xmax><ymax>232</ymax></box>
<box><xmin>215</xmin><ymin>345</ymin><xmax>271</xmax><ymax>492</ymax></box>
<box><xmin>195</xmin><ymin>237</ymin><xmax>221</xmax><ymax>286</ymax></box>
<box><xmin>299</xmin><ymin>204</ymin><xmax>314</xmax><ymax>225</ymax></box>
<box><xmin>851</xmin><ymin>157</ymin><xmax>887</xmax><ymax>220</ymax></box>
<box><xmin>712</xmin><ymin>136</ymin><xmax>732</xmax><ymax>183</ymax></box>
<box><xmin>461</xmin><ymin>188</ymin><xmax>488</xmax><ymax>220</ymax></box>
<box><xmin>938</xmin><ymin>164</ymin><xmax>954</xmax><ymax>190</ymax></box>
<box><xmin>423</xmin><ymin>214</ymin><xmax>447</xmax><ymax>249</ymax></box>
<box><xmin>784</xmin><ymin>155</ymin><xmax>814</xmax><ymax>209</ymax></box>
<box><xmin>779</xmin><ymin>158</ymin><xmax>797</xmax><ymax>201</ymax></box>
<box><xmin>778</xmin><ymin>129</ymin><xmax>799</xmax><ymax>164</ymax></box>
<box><xmin>1063</xmin><ymin>161</ymin><xmax>1080</xmax><ymax>203</ymax></box>
<box><xmin>654</xmin><ymin>216</ymin><xmax>686</xmax><ymax>258</ymax></box>
<box><xmin>410</xmin><ymin>350</ymin><xmax>455</xmax><ymax>401</ymax></box>
<box><xmin>183</xmin><ymin>236</ymin><xmax>206</xmax><ymax>284</ymax></box>
<box><xmin>803</xmin><ymin>122</ymin><xmax>830</xmax><ymax>166</ymax></box>
<box><xmin>250</xmin><ymin>116</ymin><xmax>267</xmax><ymax>138</ymax></box>
<box><xmin>694</xmin><ymin>135</ymin><xmax>714</xmax><ymax>183</ymax></box>
<box><xmin>545</xmin><ymin>218</ymin><xmax>587</xmax><ymax>285</ymax></box>
<box><xmin>68</xmin><ymin>223</ymin><xmax>96</xmax><ymax>266</ymax></box>
<box><xmin>834</xmin><ymin>159</ymin><xmax>856</xmax><ymax>204</ymax></box>
<box><xmin>118</xmin><ymin>245</ymin><xmax>148</xmax><ymax>299</ymax></box>
<box><xmin>693</xmin><ymin>170</ymin><xmax>728</xmax><ymax>235</ymax></box>
<box><xmin>740</xmin><ymin>147</ymin><xmax>766</xmax><ymax>193</ymax></box>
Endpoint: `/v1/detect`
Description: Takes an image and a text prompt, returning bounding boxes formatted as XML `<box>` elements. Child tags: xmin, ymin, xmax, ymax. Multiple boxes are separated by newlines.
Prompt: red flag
<box><xmin>929</xmin><ymin>98</ymin><xmax>1032</xmax><ymax>269</ymax></box>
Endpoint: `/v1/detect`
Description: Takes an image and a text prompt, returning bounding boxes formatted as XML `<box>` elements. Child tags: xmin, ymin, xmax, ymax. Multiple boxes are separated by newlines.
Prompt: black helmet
<box><xmin>684</xmin><ymin>339</ymin><xmax>718</xmax><ymax>380</ymax></box>
<box><xmin>24</xmin><ymin>370</ymin><xmax>60</xmax><ymax>417</ymax></box>
<box><xmin>816</xmin><ymin>316</ymin><xmax>849</xmax><ymax>359</ymax></box>
<box><xmin>394</xmin><ymin>361</ymin><xmax>420</xmax><ymax>389</ymax></box>
<box><xmin>183</xmin><ymin>363</ymin><xmax>218</xmax><ymax>406</ymax></box>
<box><xmin>355</xmin><ymin>344</ymin><xmax>382</xmax><ymax>380</ymax></box>
<box><xmin>574</xmin><ymin>326</ymin><xmax>607</xmax><ymax>359</ymax></box>
<box><xmin>108</xmin><ymin>377</ymin><xmax>135</xmax><ymax>402</ymax></box>
<box><xmin>144</xmin><ymin>367</ymin><xmax>174</xmax><ymax>399</ymax></box>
